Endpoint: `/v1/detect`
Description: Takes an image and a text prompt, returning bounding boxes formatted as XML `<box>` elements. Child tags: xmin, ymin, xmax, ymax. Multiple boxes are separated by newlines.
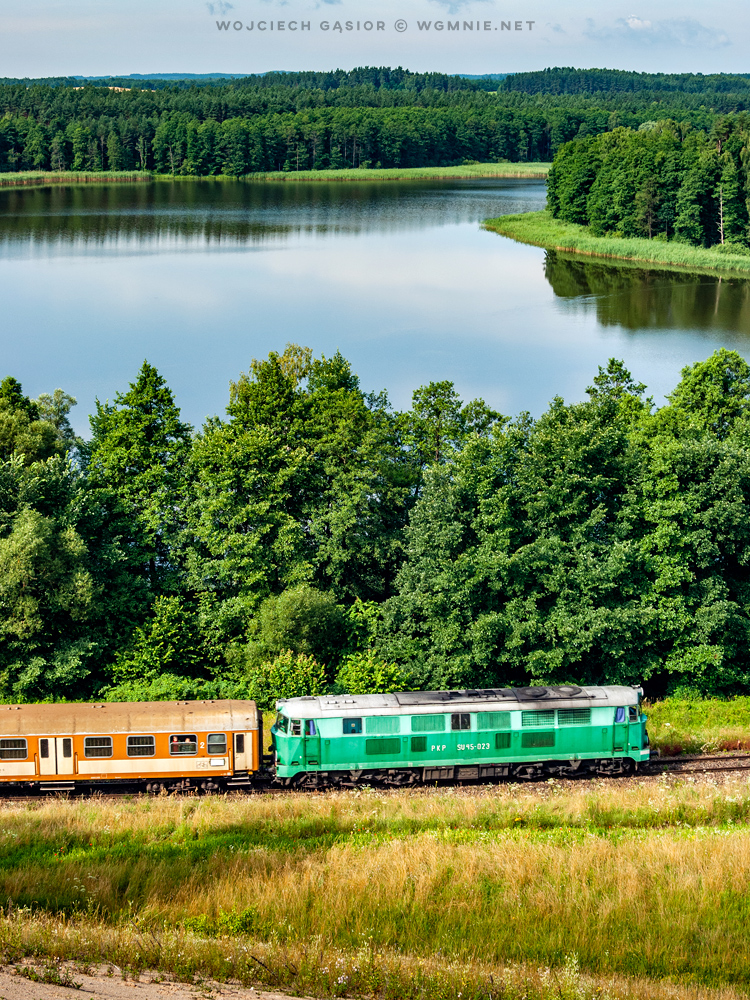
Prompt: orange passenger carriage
<box><xmin>0</xmin><ymin>700</ymin><xmax>262</xmax><ymax>794</ymax></box>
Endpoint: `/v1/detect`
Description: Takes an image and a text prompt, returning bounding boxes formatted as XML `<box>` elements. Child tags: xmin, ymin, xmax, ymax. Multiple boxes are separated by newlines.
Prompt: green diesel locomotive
<box><xmin>271</xmin><ymin>685</ymin><xmax>650</xmax><ymax>787</ymax></box>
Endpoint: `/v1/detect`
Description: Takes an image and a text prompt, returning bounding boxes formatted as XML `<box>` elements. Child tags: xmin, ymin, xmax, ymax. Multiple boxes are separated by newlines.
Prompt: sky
<box><xmin>0</xmin><ymin>0</ymin><xmax>746</xmax><ymax>78</ymax></box>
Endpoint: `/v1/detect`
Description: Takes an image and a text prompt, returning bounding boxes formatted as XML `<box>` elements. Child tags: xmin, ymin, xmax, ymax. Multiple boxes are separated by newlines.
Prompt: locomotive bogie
<box><xmin>272</xmin><ymin>685</ymin><xmax>651</xmax><ymax>786</ymax></box>
<box><xmin>0</xmin><ymin>700</ymin><xmax>262</xmax><ymax>793</ymax></box>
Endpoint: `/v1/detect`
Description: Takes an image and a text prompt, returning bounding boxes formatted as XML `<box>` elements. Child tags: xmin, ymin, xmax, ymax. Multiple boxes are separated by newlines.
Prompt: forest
<box><xmin>547</xmin><ymin>115</ymin><xmax>750</xmax><ymax>248</ymax></box>
<box><xmin>4</xmin><ymin>65</ymin><xmax>750</xmax><ymax>173</ymax></box>
<box><xmin>3</xmin><ymin>345</ymin><xmax>750</xmax><ymax>705</ymax></box>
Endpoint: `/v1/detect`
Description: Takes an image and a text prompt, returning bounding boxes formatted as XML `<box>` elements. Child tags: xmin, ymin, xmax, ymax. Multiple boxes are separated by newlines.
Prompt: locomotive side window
<box><xmin>628</xmin><ymin>706</ymin><xmax>639</xmax><ymax>722</ymax></box>
<box><xmin>0</xmin><ymin>738</ymin><xmax>27</xmax><ymax>760</ymax></box>
<box><xmin>615</xmin><ymin>707</ymin><xmax>627</xmax><ymax>724</ymax></box>
<box><xmin>235</xmin><ymin>734</ymin><xmax>245</xmax><ymax>754</ymax></box>
<box><xmin>411</xmin><ymin>714</ymin><xmax>445</xmax><ymax>733</ymax></box>
<box><xmin>304</xmin><ymin>721</ymin><xmax>317</xmax><ymax>737</ymax></box>
<box><xmin>85</xmin><ymin>737</ymin><xmax>113</xmax><ymax>758</ymax></box>
<box><xmin>290</xmin><ymin>720</ymin><xmax>302</xmax><ymax>737</ymax></box>
<box><xmin>558</xmin><ymin>709</ymin><xmax>591</xmax><ymax>725</ymax></box>
<box><xmin>451</xmin><ymin>714</ymin><xmax>470</xmax><ymax>731</ymax></box>
<box><xmin>522</xmin><ymin>710</ymin><xmax>555</xmax><ymax>727</ymax></box>
<box><xmin>170</xmin><ymin>734</ymin><xmax>197</xmax><ymax>755</ymax></box>
<box><xmin>127</xmin><ymin>735</ymin><xmax>155</xmax><ymax>757</ymax></box>
<box><xmin>208</xmin><ymin>733</ymin><xmax>227</xmax><ymax>754</ymax></box>
<box><xmin>40</xmin><ymin>738</ymin><xmax>49</xmax><ymax>759</ymax></box>
<box><xmin>342</xmin><ymin>718</ymin><xmax>362</xmax><ymax>734</ymax></box>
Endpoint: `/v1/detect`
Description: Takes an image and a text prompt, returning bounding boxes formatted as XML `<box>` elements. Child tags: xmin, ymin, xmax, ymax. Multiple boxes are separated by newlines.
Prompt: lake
<box><xmin>1</xmin><ymin>176</ymin><xmax>750</xmax><ymax>434</ymax></box>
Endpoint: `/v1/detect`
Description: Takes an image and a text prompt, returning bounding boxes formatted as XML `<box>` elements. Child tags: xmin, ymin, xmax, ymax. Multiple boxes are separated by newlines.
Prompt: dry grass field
<box><xmin>2</xmin><ymin>774</ymin><xmax>750</xmax><ymax>999</ymax></box>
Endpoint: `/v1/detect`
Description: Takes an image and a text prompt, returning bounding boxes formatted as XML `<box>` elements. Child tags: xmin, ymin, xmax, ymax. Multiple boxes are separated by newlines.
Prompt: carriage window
<box><xmin>343</xmin><ymin>718</ymin><xmax>362</xmax><ymax>735</ymax></box>
<box><xmin>235</xmin><ymin>734</ymin><xmax>245</xmax><ymax>754</ymax></box>
<box><xmin>451</xmin><ymin>714</ymin><xmax>470</xmax><ymax>731</ymax></box>
<box><xmin>39</xmin><ymin>738</ymin><xmax>49</xmax><ymax>759</ymax></box>
<box><xmin>208</xmin><ymin>733</ymin><xmax>227</xmax><ymax>754</ymax></box>
<box><xmin>0</xmin><ymin>738</ymin><xmax>27</xmax><ymax>760</ymax></box>
<box><xmin>62</xmin><ymin>738</ymin><xmax>72</xmax><ymax>758</ymax></box>
<box><xmin>127</xmin><ymin>735</ymin><xmax>155</xmax><ymax>757</ymax></box>
<box><xmin>85</xmin><ymin>736</ymin><xmax>113</xmax><ymax>758</ymax></box>
<box><xmin>170</xmin><ymin>734</ymin><xmax>197</xmax><ymax>755</ymax></box>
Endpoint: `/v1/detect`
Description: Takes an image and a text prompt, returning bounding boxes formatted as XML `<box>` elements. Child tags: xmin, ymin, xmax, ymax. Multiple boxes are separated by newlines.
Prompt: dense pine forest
<box><xmin>3</xmin><ymin>346</ymin><xmax>750</xmax><ymax>705</ymax></box>
<box><xmin>547</xmin><ymin>116</ymin><xmax>750</xmax><ymax>249</ymax></box>
<box><xmin>5</xmin><ymin>65</ymin><xmax>750</xmax><ymax>173</ymax></box>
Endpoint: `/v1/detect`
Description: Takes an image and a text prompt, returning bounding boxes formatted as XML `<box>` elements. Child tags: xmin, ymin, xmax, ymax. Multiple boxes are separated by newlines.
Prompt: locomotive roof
<box><xmin>278</xmin><ymin>686</ymin><xmax>641</xmax><ymax>718</ymax></box>
<box><xmin>0</xmin><ymin>700</ymin><xmax>258</xmax><ymax>738</ymax></box>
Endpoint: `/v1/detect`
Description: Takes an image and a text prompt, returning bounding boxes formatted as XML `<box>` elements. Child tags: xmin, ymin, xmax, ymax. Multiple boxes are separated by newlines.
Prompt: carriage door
<box><xmin>613</xmin><ymin>707</ymin><xmax>627</xmax><ymax>753</ymax></box>
<box><xmin>38</xmin><ymin>737</ymin><xmax>74</xmax><ymax>776</ymax></box>
<box><xmin>302</xmin><ymin>720</ymin><xmax>320</xmax><ymax>767</ymax></box>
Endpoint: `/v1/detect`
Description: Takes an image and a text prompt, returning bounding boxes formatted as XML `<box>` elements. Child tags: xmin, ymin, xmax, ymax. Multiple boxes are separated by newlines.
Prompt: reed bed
<box><xmin>484</xmin><ymin>210</ymin><xmax>750</xmax><ymax>276</ymax></box>
<box><xmin>3</xmin><ymin>778</ymin><xmax>750</xmax><ymax>988</ymax></box>
<box><xmin>244</xmin><ymin>163</ymin><xmax>550</xmax><ymax>182</ymax></box>
<box><xmin>0</xmin><ymin>171</ymin><xmax>150</xmax><ymax>188</ymax></box>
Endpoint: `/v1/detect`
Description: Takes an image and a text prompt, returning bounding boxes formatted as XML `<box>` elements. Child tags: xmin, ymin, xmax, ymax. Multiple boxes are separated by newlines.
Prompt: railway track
<box><xmin>644</xmin><ymin>751</ymin><xmax>750</xmax><ymax>777</ymax></box>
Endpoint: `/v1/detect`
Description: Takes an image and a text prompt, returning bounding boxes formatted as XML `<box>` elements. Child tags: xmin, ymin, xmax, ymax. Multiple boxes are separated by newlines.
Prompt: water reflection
<box><xmin>0</xmin><ymin>177</ymin><xmax>546</xmax><ymax>256</ymax></box>
<box><xmin>545</xmin><ymin>251</ymin><xmax>750</xmax><ymax>337</ymax></box>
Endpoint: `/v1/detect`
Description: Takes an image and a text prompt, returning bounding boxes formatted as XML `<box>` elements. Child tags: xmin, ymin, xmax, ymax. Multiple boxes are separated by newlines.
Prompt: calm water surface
<box><xmin>2</xmin><ymin>177</ymin><xmax>750</xmax><ymax>433</ymax></box>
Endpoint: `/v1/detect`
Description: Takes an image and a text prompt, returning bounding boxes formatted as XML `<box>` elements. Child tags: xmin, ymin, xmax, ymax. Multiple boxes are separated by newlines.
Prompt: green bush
<box><xmin>246</xmin><ymin>649</ymin><xmax>327</xmax><ymax>710</ymax></box>
<box><xmin>336</xmin><ymin>649</ymin><xmax>408</xmax><ymax>694</ymax></box>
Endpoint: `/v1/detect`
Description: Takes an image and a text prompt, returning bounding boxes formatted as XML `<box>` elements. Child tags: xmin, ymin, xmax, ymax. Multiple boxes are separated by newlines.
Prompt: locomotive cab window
<box><xmin>0</xmin><ymin>738</ymin><xmax>27</xmax><ymax>760</ymax></box>
<box><xmin>304</xmin><ymin>720</ymin><xmax>317</xmax><ymax>737</ymax></box>
<box><xmin>451</xmin><ymin>713</ymin><xmax>470</xmax><ymax>731</ymax></box>
<box><xmin>208</xmin><ymin>733</ymin><xmax>227</xmax><ymax>754</ymax></box>
<box><xmin>170</xmin><ymin>734</ymin><xmax>197</xmax><ymax>755</ymax></box>
<box><xmin>85</xmin><ymin>736</ymin><xmax>113</xmax><ymax>758</ymax></box>
<box><xmin>290</xmin><ymin>720</ymin><xmax>302</xmax><ymax>737</ymax></box>
<box><xmin>275</xmin><ymin>714</ymin><xmax>289</xmax><ymax>733</ymax></box>
<box><xmin>628</xmin><ymin>706</ymin><xmax>639</xmax><ymax>722</ymax></box>
<box><xmin>343</xmin><ymin>718</ymin><xmax>362</xmax><ymax>735</ymax></box>
<box><xmin>127</xmin><ymin>735</ymin><xmax>155</xmax><ymax>757</ymax></box>
<box><xmin>615</xmin><ymin>707</ymin><xmax>627</xmax><ymax>724</ymax></box>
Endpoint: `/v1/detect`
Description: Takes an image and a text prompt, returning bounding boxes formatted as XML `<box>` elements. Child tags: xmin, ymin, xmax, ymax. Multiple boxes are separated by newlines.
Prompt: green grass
<box><xmin>0</xmin><ymin>163</ymin><xmax>549</xmax><ymax>191</ymax></box>
<box><xmin>646</xmin><ymin>696</ymin><xmax>750</xmax><ymax>754</ymax></box>
<box><xmin>484</xmin><ymin>209</ymin><xmax>750</xmax><ymax>276</ymax></box>
<box><xmin>0</xmin><ymin>171</ymin><xmax>151</xmax><ymax>188</ymax></box>
<box><xmin>242</xmin><ymin>162</ymin><xmax>550</xmax><ymax>182</ymax></box>
<box><xmin>4</xmin><ymin>779</ymin><xmax>750</xmax><ymax>995</ymax></box>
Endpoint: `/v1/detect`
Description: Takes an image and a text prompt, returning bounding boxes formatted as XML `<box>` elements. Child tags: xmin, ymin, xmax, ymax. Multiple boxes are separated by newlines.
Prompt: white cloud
<box><xmin>585</xmin><ymin>15</ymin><xmax>730</xmax><ymax>48</ymax></box>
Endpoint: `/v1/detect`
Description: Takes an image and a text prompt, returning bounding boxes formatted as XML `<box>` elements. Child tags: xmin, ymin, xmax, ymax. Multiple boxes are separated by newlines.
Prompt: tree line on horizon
<box><xmin>2</xmin><ymin>346</ymin><xmax>750</xmax><ymax>706</ymax></box>
<box><xmin>2</xmin><ymin>65</ymin><xmax>750</xmax><ymax>174</ymax></box>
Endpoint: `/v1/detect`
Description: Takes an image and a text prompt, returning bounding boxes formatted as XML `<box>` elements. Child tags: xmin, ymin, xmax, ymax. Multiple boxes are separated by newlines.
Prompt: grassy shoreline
<box><xmin>0</xmin><ymin>163</ymin><xmax>550</xmax><ymax>191</ymax></box>
<box><xmin>484</xmin><ymin>209</ymin><xmax>750</xmax><ymax>277</ymax></box>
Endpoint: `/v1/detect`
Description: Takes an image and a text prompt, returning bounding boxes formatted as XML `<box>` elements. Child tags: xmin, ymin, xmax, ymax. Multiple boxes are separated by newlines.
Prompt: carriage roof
<box><xmin>278</xmin><ymin>686</ymin><xmax>642</xmax><ymax>719</ymax></box>
<box><xmin>0</xmin><ymin>700</ymin><xmax>258</xmax><ymax>738</ymax></box>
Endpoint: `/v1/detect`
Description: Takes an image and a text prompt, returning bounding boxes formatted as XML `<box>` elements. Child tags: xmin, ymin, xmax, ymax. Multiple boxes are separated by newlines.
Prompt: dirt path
<box><xmin>0</xmin><ymin>965</ymin><xmax>307</xmax><ymax>1000</ymax></box>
